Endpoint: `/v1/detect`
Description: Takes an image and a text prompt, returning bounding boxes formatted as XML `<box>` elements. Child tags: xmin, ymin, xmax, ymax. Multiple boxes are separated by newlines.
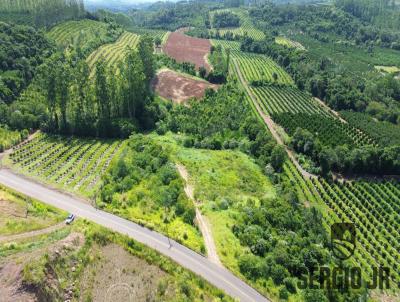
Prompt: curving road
<box><xmin>0</xmin><ymin>168</ymin><xmax>269</xmax><ymax>302</ymax></box>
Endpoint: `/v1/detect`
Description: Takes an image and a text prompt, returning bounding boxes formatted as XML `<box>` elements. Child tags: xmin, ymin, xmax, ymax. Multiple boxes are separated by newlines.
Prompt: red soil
<box><xmin>162</xmin><ymin>29</ymin><xmax>212</xmax><ymax>71</ymax></box>
<box><xmin>152</xmin><ymin>69</ymin><xmax>219</xmax><ymax>103</ymax></box>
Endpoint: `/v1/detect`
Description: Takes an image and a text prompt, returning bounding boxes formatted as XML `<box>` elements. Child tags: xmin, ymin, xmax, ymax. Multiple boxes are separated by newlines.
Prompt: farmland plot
<box><xmin>284</xmin><ymin>161</ymin><xmax>400</xmax><ymax>287</ymax></box>
<box><xmin>7</xmin><ymin>134</ymin><xmax>124</xmax><ymax>196</ymax></box>
<box><xmin>211</xmin><ymin>39</ymin><xmax>241</xmax><ymax>52</ymax></box>
<box><xmin>162</xmin><ymin>29</ymin><xmax>212</xmax><ymax>71</ymax></box>
<box><xmin>275</xmin><ymin>36</ymin><xmax>306</xmax><ymax>51</ymax></box>
<box><xmin>234</xmin><ymin>53</ymin><xmax>294</xmax><ymax>85</ymax></box>
<box><xmin>86</xmin><ymin>32</ymin><xmax>140</xmax><ymax>71</ymax></box>
<box><xmin>273</xmin><ymin>113</ymin><xmax>374</xmax><ymax>147</ymax></box>
<box><xmin>152</xmin><ymin>69</ymin><xmax>219</xmax><ymax>103</ymax></box>
<box><xmin>128</xmin><ymin>27</ymin><xmax>168</xmax><ymax>42</ymax></box>
<box><xmin>209</xmin><ymin>8</ymin><xmax>265</xmax><ymax>41</ymax></box>
<box><xmin>250</xmin><ymin>86</ymin><xmax>328</xmax><ymax>115</ymax></box>
<box><xmin>47</xmin><ymin>19</ymin><xmax>109</xmax><ymax>49</ymax></box>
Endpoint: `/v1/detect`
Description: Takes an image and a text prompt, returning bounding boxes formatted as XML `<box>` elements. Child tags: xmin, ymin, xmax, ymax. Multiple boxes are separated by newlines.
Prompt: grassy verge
<box><xmin>0</xmin><ymin>184</ymin><xmax>65</xmax><ymax>236</ymax></box>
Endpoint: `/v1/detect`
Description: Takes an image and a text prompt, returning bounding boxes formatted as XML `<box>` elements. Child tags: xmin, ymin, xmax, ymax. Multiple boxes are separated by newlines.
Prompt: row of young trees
<box><xmin>291</xmin><ymin>127</ymin><xmax>400</xmax><ymax>175</ymax></box>
<box><xmin>40</xmin><ymin>35</ymin><xmax>158</xmax><ymax>138</ymax></box>
<box><xmin>0</xmin><ymin>0</ymin><xmax>86</xmax><ymax>28</ymax></box>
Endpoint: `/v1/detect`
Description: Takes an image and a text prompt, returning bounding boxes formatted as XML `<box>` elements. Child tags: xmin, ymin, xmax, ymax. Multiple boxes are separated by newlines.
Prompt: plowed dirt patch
<box><xmin>152</xmin><ymin>69</ymin><xmax>219</xmax><ymax>103</ymax></box>
<box><xmin>163</xmin><ymin>29</ymin><xmax>212</xmax><ymax>71</ymax></box>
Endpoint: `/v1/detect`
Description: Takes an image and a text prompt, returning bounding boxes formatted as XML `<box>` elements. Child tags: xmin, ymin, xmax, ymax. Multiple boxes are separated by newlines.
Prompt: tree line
<box><xmin>212</xmin><ymin>11</ymin><xmax>240</xmax><ymax>28</ymax></box>
<box><xmin>41</xmin><ymin>35</ymin><xmax>157</xmax><ymax>138</ymax></box>
<box><xmin>291</xmin><ymin>127</ymin><xmax>400</xmax><ymax>176</ymax></box>
<box><xmin>0</xmin><ymin>0</ymin><xmax>86</xmax><ymax>28</ymax></box>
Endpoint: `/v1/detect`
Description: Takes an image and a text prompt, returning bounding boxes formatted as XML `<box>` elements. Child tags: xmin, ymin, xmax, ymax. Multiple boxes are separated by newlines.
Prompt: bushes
<box><xmin>212</xmin><ymin>11</ymin><xmax>240</xmax><ymax>28</ymax></box>
<box><xmin>101</xmin><ymin>134</ymin><xmax>195</xmax><ymax>225</ymax></box>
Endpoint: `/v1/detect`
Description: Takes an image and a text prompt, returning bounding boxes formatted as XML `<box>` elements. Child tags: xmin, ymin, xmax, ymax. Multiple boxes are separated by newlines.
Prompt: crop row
<box><xmin>250</xmin><ymin>85</ymin><xmax>329</xmax><ymax>116</ymax></box>
<box><xmin>47</xmin><ymin>19</ymin><xmax>108</xmax><ymax>46</ymax></box>
<box><xmin>275</xmin><ymin>36</ymin><xmax>306</xmax><ymax>51</ymax></box>
<box><xmin>284</xmin><ymin>162</ymin><xmax>400</xmax><ymax>284</ymax></box>
<box><xmin>128</xmin><ymin>27</ymin><xmax>168</xmax><ymax>41</ymax></box>
<box><xmin>209</xmin><ymin>8</ymin><xmax>265</xmax><ymax>41</ymax></box>
<box><xmin>272</xmin><ymin>112</ymin><xmax>374</xmax><ymax>147</ymax></box>
<box><xmin>86</xmin><ymin>32</ymin><xmax>140</xmax><ymax>71</ymax></box>
<box><xmin>9</xmin><ymin>134</ymin><xmax>123</xmax><ymax>195</ymax></box>
<box><xmin>234</xmin><ymin>52</ymin><xmax>294</xmax><ymax>85</ymax></box>
<box><xmin>211</xmin><ymin>39</ymin><xmax>241</xmax><ymax>52</ymax></box>
<box><xmin>340</xmin><ymin>110</ymin><xmax>400</xmax><ymax>146</ymax></box>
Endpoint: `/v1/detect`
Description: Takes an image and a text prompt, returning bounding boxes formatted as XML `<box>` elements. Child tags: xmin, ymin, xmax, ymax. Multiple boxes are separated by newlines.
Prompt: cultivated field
<box><xmin>249</xmin><ymin>85</ymin><xmax>327</xmax><ymax>115</ymax></box>
<box><xmin>6</xmin><ymin>133</ymin><xmax>124</xmax><ymax>196</ymax></box>
<box><xmin>47</xmin><ymin>19</ymin><xmax>108</xmax><ymax>48</ymax></box>
<box><xmin>152</xmin><ymin>69</ymin><xmax>219</xmax><ymax>103</ymax></box>
<box><xmin>275</xmin><ymin>36</ymin><xmax>306</xmax><ymax>51</ymax></box>
<box><xmin>163</xmin><ymin>29</ymin><xmax>212</xmax><ymax>71</ymax></box>
<box><xmin>284</xmin><ymin>161</ymin><xmax>400</xmax><ymax>287</ymax></box>
<box><xmin>234</xmin><ymin>53</ymin><xmax>294</xmax><ymax>85</ymax></box>
<box><xmin>273</xmin><ymin>112</ymin><xmax>374</xmax><ymax>147</ymax></box>
<box><xmin>211</xmin><ymin>39</ymin><xmax>241</xmax><ymax>52</ymax></box>
<box><xmin>209</xmin><ymin>8</ymin><xmax>265</xmax><ymax>41</ymax></box>
<box><xmin>128</xmin><ymin>27</ymin><xmax>168</xmax><ymax>41</ymax></box>
<box><xmin>86</xmin><ymin>32</ymin><xmax>140</xmax><ymax>71</ymax></box>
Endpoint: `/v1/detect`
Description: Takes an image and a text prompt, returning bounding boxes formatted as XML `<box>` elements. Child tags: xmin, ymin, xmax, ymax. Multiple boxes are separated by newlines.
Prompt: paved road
<box><xmin>0</xmin><ymin>168</ymin><xmax>269</xmax><ymax>302</ymax></box>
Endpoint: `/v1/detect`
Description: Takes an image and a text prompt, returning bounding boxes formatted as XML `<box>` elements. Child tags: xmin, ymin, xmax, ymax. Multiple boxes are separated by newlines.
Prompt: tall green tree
<box><xmin>137</xmin><ymin>35</ymin><xmax>155</xmax><ymax>91</ymax></box>
<box><xmin>120</xmin><ymin>50</ymin><xmax>145</xmax><ymax>119</ymax></box>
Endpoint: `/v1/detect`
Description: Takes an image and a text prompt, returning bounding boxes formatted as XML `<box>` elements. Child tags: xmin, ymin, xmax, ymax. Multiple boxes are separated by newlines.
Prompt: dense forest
<box><xmin>212</xmin><ymin>11</ymin><xmax>241</xmax><ymax>28</ymax></box>
<box><xmin>0</xmin><ymin>23</ymin><xmax>54</xmax><ymax>104</ymax></box>
<box><xmin>336</xmin><ymin>0</ymin><xmax>400</xmax><ymax>29</ymax></box>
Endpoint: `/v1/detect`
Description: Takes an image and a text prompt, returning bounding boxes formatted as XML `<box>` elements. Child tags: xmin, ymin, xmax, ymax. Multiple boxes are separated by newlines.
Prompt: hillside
<box><xmin>0</xmin><ymin>1</ymin><xmax>399</xmax><ymax>302</ymax></box>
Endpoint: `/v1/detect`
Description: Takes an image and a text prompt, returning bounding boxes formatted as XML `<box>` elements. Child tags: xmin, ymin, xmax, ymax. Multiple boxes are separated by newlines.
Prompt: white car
<box><xmin>65</xmin><ymin>214</ymin><xmax>75</xmax><ymax>225</ymax></box>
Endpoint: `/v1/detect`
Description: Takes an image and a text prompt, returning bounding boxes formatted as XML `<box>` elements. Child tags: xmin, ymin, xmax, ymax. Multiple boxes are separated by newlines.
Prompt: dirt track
<box><xmin>233</xmin><ymin>59</ymin><xmax>316</xmax><ymax>180</ymax></box>
<box><xmin>176</xmin><ymin>164</ymin><xmax>222</xmax><ymax>267</ymax></box>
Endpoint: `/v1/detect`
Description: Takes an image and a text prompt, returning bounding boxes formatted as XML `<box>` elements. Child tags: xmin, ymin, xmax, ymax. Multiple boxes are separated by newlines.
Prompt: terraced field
<box><xmin>86</xmin><ymin>32</ymin><xmax>140</xmax><ymax>71</ymax></box>
<box><xmin>7</xmin><ymin>134</ymin><xmax>124</xmax><ymax>196</ymax></box>
<box><xmin>0</xmin><ymin>128</ymin><xmax>23</xmax><ymax>152</ymax></box>
<box><xmin>128</xmin><ymin>27</ymin><xmax>168</xmax><ymax>41</ymax></box>
<box><xmin>211</xmin><ymin>39</ymin><xmax>241</xmax><ymax>52</ymax></box>
<box><xmin>284</xmin><ymin>161</ymin><xmax>400</xmax><ymax>287</ymax></box>
<box><xmin>209</xmin><ymin>8</ymin><xmax>265</xmax><ymax>40</ymax></box>
<box><xmin>234</xmin><ymin>53</ymin><xmax>294</xmax><ymax>85</ymax></box>
<box><xmin>275</xmin><ymin>36</ymin><xmax>306</xmax><ymax>51</ymax></box>
<box><xmin>47</xmin><ymin>19</ymin><xmax>108</xmax><ymax>48</ymax></box>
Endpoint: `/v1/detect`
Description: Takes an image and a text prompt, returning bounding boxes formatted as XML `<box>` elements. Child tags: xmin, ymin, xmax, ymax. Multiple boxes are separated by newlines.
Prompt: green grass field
<box><xmin>0</xmin><ymin>185</ymin><xmax>65</xmax><ymax>236</ymax></box>
<box><xmin>154</xmin><ymin>133</ymin><xmax>275</xmax><ymax>271</ymax></box>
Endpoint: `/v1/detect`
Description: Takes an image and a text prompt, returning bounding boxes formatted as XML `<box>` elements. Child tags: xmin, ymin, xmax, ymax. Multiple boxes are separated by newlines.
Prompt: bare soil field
<box><xmin>80</xmin><ymin>243</ymin><xmax>173</xmax><ymax>302</ymax></box>
<box><xmin>163</xmin><ymin>28</ymin><xmax>212</xmax><ymax>71</ymax></box>
<box><xmin>152</xmin><ymin>69</ymin><xmax>219</xmax><ymax>103</ymax></box>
